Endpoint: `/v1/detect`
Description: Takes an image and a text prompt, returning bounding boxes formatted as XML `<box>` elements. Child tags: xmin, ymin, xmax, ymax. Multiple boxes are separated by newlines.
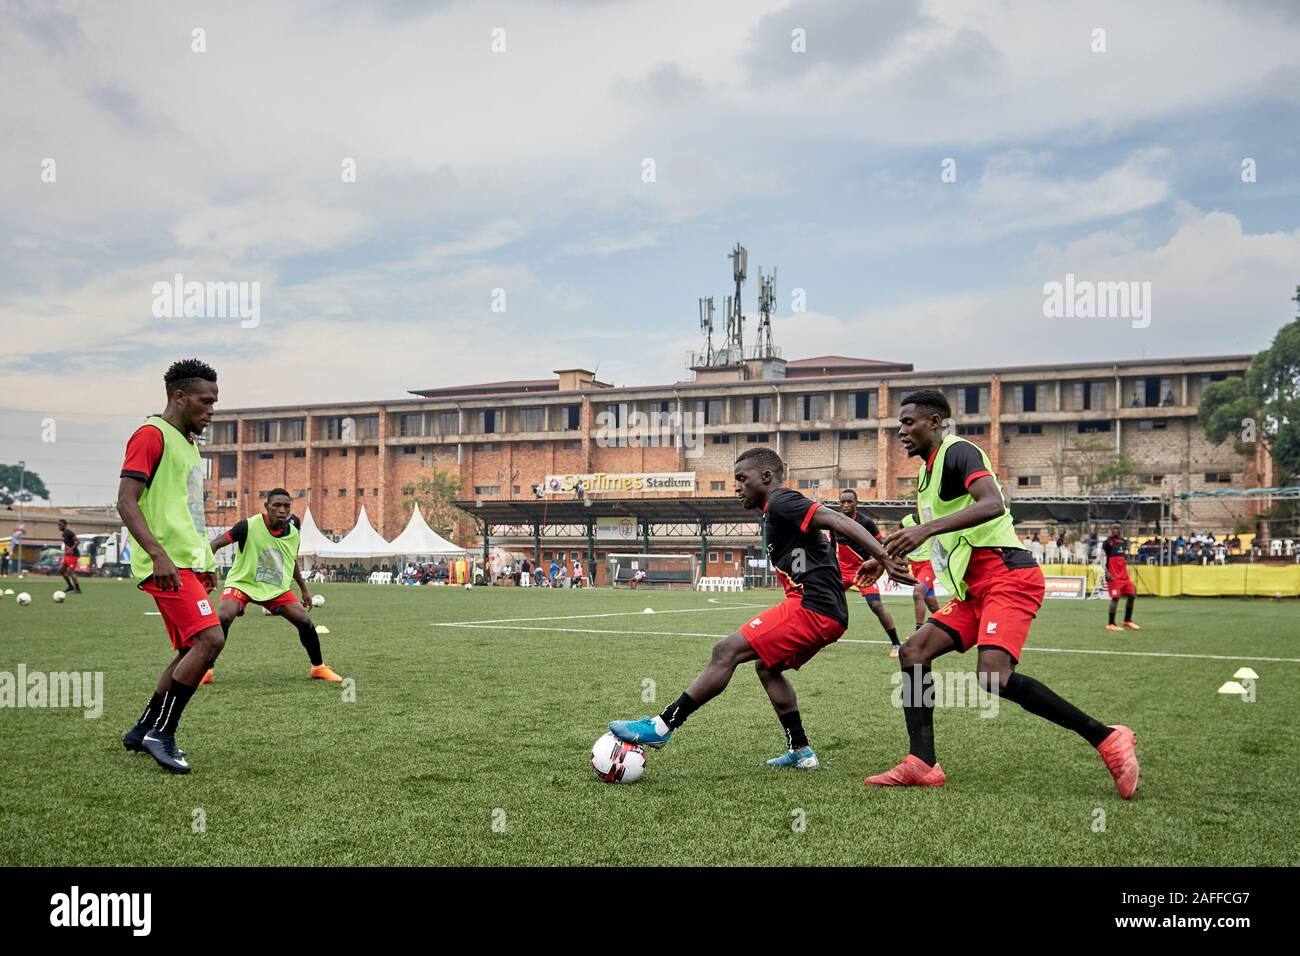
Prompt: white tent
<box><xmin>296</xmin><ymin>508</ymin><xmax>333</xmax><ymax>555</ymax></box>
<box><xmin>388</xmin><ymin>505</ymin><xmax>466</xmax><ymax>557</ymax></box>
<box><xmin>314</xmin><ymin>506</ymin><xmax>397</xmax><ymax>559</ymax></box>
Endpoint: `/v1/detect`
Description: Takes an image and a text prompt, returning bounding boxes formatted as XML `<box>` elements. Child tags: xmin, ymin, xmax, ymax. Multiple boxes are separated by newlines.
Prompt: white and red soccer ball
<box><xmin>591</xmin><ymin>731</ymin><xmax>647</xmax><ymax>784</ymax></box>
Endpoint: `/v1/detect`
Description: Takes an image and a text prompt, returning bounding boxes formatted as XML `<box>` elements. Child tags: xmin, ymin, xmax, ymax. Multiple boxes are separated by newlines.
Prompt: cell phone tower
<box><xmin>727</xmin><ymin>242</ymin><xmax>747</xmax><ymax>362</ymax></box>
<box><xmin>753</xmin><ymin>264</ymin><xmax>777</xmax><ymax>360</ymax></box>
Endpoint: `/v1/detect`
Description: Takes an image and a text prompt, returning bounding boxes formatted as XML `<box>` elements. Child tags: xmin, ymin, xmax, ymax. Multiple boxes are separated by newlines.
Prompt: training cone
<box><xmin>1217</xmin><ymin>680</ymin><xmax>1247</xmax><ymax>695</ymax></box>
<box><xmin>315</xmin><ymin>625</ymin><xmax>330</xmax><ymax>634</ymax></box>
<box><xmin>1233</xmin><ymin>667</ymin><xmax>1259</xmax><ymax>680</ymax></box>
<box><xmin>642</xmin><ymin>608</ymin><xmax>654</xmax><ymax>614</ymax></box>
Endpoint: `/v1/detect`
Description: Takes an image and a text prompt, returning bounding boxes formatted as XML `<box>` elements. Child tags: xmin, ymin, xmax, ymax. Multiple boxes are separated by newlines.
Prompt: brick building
<box><xmin>200</xmin><ymin>353</ymin><xmax>1268</xmax><ymax>575</ymax></box>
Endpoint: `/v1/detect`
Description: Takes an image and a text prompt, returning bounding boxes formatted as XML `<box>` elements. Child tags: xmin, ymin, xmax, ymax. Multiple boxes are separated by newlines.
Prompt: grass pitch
<box><xmin>1</xmin><ymin>576</ymin><xmax>1297</xmax><ymax>866</ymax></box>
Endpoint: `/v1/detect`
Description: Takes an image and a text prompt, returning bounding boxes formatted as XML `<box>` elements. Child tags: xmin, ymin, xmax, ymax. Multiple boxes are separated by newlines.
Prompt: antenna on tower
<box><xmin>727</xmin><ymin>242</ymin><xmax>747</xmax><ymax>360</ymax></box>
<box><xmin>698</xmin><ymin>296</ymin><xmax>715</xmax><ymax>365</ymax></box>
<box><xmin>753</xmin><ymin>265</ymin><xmax>777</xmax><ymax>360</ymax></box>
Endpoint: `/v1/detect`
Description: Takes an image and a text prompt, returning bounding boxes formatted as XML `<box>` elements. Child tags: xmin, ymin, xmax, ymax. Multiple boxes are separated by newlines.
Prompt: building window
<box><xmin>1137</xmin><ymin>420</ymin><xmax>1169</xmax><ymax>431</ymax></box>
<box><xmin>1017</xmin><ymin>475</ymin><xmax>1042</xmax><ymax>488</ymax></box>
<box><xmin>211</xmin><ymin>421</ymin><xmax>237</xmax><ymax>444</ymax></box>
<box><xmin>799</xmin><ymin>394</ymin><xmax>826</xmax><ymax>420</ymax></box>
<box><xmin>1017</xmin><ymin>424</ymin><xmax>1042</xmax><ymax>435</ymax></box>
<box><xmin>519</xmin><ymin>407</ymin><xmax>544</xmax><ymax>432</ymax></box>
<box><xmin>797</xmin><ymin>480</ymin><xmax>817</xmax><ymax>490</ymax></box>
<box><xmin>218</xmin><ymin>453</ymin><xmax>237</xmax><ymax>478</ymax></box>
<box><xmin>474</xmin><ymin>485</ymin><xmax>502</xmax><ymax>496</ymax></box>
<box><xmin>697</xmin><ymin>398</ymin><xmax>724</xmax><ymax>424</ymax></box>
<box><xmin>724</xmin><ymin>551</ymin><xmax>734</xmax><ymax>562</ymax></box>
<box><xmin>511</xmin><ymin>485</ymin><xmax>521</xmax><ymax>495</ymax></box>
<box><xmin>258</xmin><ymin>451</ymin><xmax>274</xmax><ymax>460</ymax></box>
<box><xmin>398</xmin><ymin>413</ymin><xmax>424</xmax><ymax>437</ymax></box>
<box><xmin>746</xmin><ymin>433</ymin><xmax>769</xmax><ymax>443</ymax></box>
<box><xmin>898</xmin><ymin>477</ymin><xmax>917</xmax><ymax>489</ymax></box>
<box><xmin>711</xmin><ymin>434</ymin><xmax>729</xmax><ymax>445</ymax></box>
<box><xmin>257</xmin><ymin>490</ymin><xmax>268</xmax><ymax>498</ymax></box>
<box><xmin>852</xmin><ymin>391</ymin><xmax>875</xmax><ymax>419</ymax></box>
<box><xmin>1204</xmin><ymin>473</ymin><xmax>1232</xmax><ymax>484</ymax></box>
<box><xmin>340</xmin><ymin>447</ymin><xmax>348</xmax><ymax>457</ymax></box>
<box><xmin>283</xmin><ymin>419</ymin><xmax>305</xmax><ymax>442</ymax></box>
<box><xmin>357</xmin><ymin>488</ymin><xmax>365</xmax><ymax>496</ymax></box>
<box><xmin>1148</xmin><ymin>474</ymin><xmax>1165</xmax><ymax>485</ymax></box>
<box><xmin>292</xmin><ymin>448</ymin><xmax>306</xmax><ymax>458</ymax></box>
<box><xmin>956</xmin><ymin>425</ymin><xmax>985</xmax><ymax>436</ymax></box>
<box><xmin>402</xmin><ymin>445</ymin><xmax>417</xmax><ymax>455</ymax></box>
<box><xmin>438</xmin><ymin>411</ymin><xmax>459</xmax><ymax>435</ymax></box>
<box><xmin>710</xmin><ymin>481</ymin><xmax>726</xmax><ymax>491</ymax></box>
<box><xmin>562</xmin><ymin>439</ymin><xmax>581</xmax><ymax>450</ymax></box>
<box><xmin>1073</xmin><ymin>381</ymin><xmax>1108</xmax><ymax>411</ymax></box>
<box><xmin>799</xmin><ymin>432</ymin><xmax>821</xmax><ymax>442</ymax></box>
<box><xmin>293</xmin><ymin>489</ymin><xmax>305</xmax><ymax>498</ymax></box>
<box><xmin>532</xmin><ymin>442</ymin><xmax>546</xmax><ymax>451</ymax></box>
<box><xmin>477</xmin><ymin>409</ymin><xmax>499</xmax><ymax>434</ymax></box>
<box><xmin>564</xmin><ymin>405</ymin><xmax>581</xmax><ymax>430</ymax></box>
<box><xmin>861</xmin><ymin>478</ymin><xmax>878</xmax><ymax>489</ymax></box>
<box><xmin>1077</xmin><ymin>421</ymin><xmax>1112</xmax><ymax>433</ymax></box>
<box><xmin>251</xmin><ymin>420</ymin><xmax>279</xmax><ymax>443</ymax></box>
<box><xmin>960</xmin><ymin>386</ymin><xmax>987</xmax><ymax>415</ymax></box>
<box><xmin>338</xmin><ymin>489</ymin><xmax>347</xmax><ymax>497</ymax></box>
<box><xmin>401</xmin><ymin>486</ymin><xmax>414</xmax><ymax>497</ymax></box>
<box><xmin>837</xmin><ymin>479</ymin><xmax>856</xmax><ymax>489</ymax></box>
<box><xmin>479</xmin><ymin>443</ymin><xmax>499</xmax><ymax>452</ymax></box>
<box><xmin>749</xmin><ymin>396</ymin><xmax>774</xmax><ymax>424</ymax></box>
<box><xmin>1016</xmin><ymin>383</ymin><xmax>1040</xmax><ymax>413</ymax></box>
<box><xmin>839</xmin><ymin>430</ymin><xmax>860</xmax><ymax>440</ymax></box>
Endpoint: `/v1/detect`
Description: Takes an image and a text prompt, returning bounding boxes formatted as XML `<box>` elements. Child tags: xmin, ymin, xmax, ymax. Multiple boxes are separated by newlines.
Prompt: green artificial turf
<box><xmin>1</xmin><ymin>577</ymin><xmax>1296</xmax><ymax>866</ymax></box>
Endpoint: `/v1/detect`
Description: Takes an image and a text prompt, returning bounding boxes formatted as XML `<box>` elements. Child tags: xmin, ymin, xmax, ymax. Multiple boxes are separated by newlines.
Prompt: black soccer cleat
<box><xmin>142</xmin><ymin>730</ymin><xmax>191</xmax><ymax>774</ymax></box>
<box><xmin>122</xmin><ymin>725</ymin><xmax>147</xmax><ymax>752</ymax></box>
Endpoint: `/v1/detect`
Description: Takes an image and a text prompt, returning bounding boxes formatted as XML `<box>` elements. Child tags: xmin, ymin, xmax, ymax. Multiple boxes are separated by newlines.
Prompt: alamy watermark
<box><xmin>1043</xmin><ymin>273</ymin><xmax>1151</xmax><ymax>329</ymax></box>
<box><xmin>890</xmin><ymin>665</ymin><xmax>1000</xmax><ymax>718</ymax></box>
<box><xmin>152</xmin><ymin>273</ymin><xmax>260</xmax><ymax>328</ymax></box>
<box><xmin>594</xmin><ymin>406</ymin><xmax>705</xmax><ymax>458</ymax></box>
<box><xmin>1</xmin><ymin>665</ymin><xmax>103</xmax><ymax>718</ymax></box>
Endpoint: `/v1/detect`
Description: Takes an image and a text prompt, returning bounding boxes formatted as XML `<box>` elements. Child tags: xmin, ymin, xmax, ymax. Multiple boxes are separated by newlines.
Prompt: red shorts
<box><xmin>221</xmin><ymin>587</ymin><xmax>301</xmax><ymax>613</ymax></box>
<box><xmin>840</xmin><ymin>567</ymin><xmax>880</xmax><ymax>597</ymax></box>
<box><xmin>140</xmin><ymin>570</ymin><xmax>220</xmax><ymax>651</ymax></box>
<box><xmin>928</xmin><ymin>552</ymin><xmax>1044</xmax><ymax>661</ymax></box>
<box><xmin>742</xmin><ymin>597</ymin><xmax>846</xmax><ymax>670</ymax></box>
<box><xmin>60</xmin><ymin>554</ymin><xmax>78</xmax><ymax>571</ymax></box>
<box><xmin>910</xmin><ymin>560</ymin><xmax>936</xmax><ymax>591</ymax></box>
<box><xmin>1108</xmin><ymin>577</ymin><xmax>1136</xmax><ymax>599</ymax></box>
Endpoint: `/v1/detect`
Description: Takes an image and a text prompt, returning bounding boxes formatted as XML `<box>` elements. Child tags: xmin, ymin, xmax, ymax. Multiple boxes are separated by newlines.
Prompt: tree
<box><xmin>0</xmin><ymin>464</ymin><xmax>50</xmax><ymax>505</ymax></box>
<box><xmin>1199</xmin><ymin>286</ymin><xmax>1300</xmax><ymax>483</ymax></box>
<box><xmin>401</xmin><ymin>470</ymin><xmax>465</xmax><ymax>538</ymax></box>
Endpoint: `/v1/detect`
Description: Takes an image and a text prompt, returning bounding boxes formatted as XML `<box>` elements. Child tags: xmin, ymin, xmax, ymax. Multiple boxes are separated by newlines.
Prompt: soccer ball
<box><xmin>16</xmin><ymin>592</ymin><xmax>32</xmax><ymax>606</ymax></box>
<box><xmin>464</xmin><ymin>583</ymin><xmax>473</xmax><ymax>590</ymax></box>
<box><xmin>52</xmin><ymin>591</ymin><xmax>66</xmax><ymax>603</ymax></box>
<box><xmin>591</xmin><ymin>731</ymin><xmax>647</xmax><ymax>784</ymax></box>
<box><xmin>311</xmin><ymin>594</ymin><xmax>325</xmax><ymax>607</ymax></box>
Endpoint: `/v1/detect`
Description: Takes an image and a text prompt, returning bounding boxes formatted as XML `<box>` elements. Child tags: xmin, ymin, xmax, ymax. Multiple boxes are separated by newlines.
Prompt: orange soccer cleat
<box><xmin>1123</xmin><ymin>621</ymin><xmax>1141</xmax><ymax>631</ymax></box>
<box><xmin>864</xmin><ymin>754</ymin><xmax>946</xmax><ymax>788</ymax></box>
<box><xmin>310</xmin><ymin>663</ymin><xmax>344</xmax><ymax>682</ymax></box>
<box><xmin>1097</xmin><ymin>725</ymin><xmax>1140</xmax><ymax>799</ymax></box>
<box><xmin>199</xmin><ymin>669</ymin><xmax>214</xmax><ymax>685</ymax></box>
<box><xmin>1105</xmin><ymin>624</ymin><xmax>1123</xmax><ymax>632</ymax></box>
<box><xmin>888</xmin><ymin>646</ymin><xmax>901</xmax><ymax>658</ymax></box>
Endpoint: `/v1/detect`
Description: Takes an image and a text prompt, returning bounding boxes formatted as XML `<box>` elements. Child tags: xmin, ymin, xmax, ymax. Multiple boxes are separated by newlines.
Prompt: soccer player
<box><xmin>203</xmin><ymin>489</ymin><xmax>343</xmax><ymax>684</ymax></box>
<box><xmin>118</xmin><ymin>359</ymin><xmax>223</xmax><ymax>774</ymax></box>
<box><xmin>608</xmin><ymin>447</ymin><xmax>914</xmax><ymax>769</ymax></box>
<box><xmin>901</xmin><ymin>513</ymin><xmax>940</xmax><ymax>629</ymax></box>
<box><xmin>866</xmin><ymin>390</ymin><xmax>1139</xmax><ymax>798</ymax></box>
<box><xmin>832</xmin><ymin>490</ymin><xmax>902</xmax><ymax>657</ymax></box>
<box><xmin>1103</xmin><ymin>524</ymin><xmax>1140</xmax><ymax>631</ymax></box>
<box><xmin>56</xmin><ymin>519</ymin><xmax>82</xmax><ymax>594</ymax></box>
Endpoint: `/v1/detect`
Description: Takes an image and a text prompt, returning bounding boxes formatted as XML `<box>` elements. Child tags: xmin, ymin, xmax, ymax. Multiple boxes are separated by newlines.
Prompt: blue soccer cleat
<box><xmin>608</xmin><ymin>716</ymin><xmax>672</xmax><ymax>749</ymax></box>
<box><xmin>767</xmin><ymin>745</ymin><xmax>820</xmax><ymax>769</ymax></box>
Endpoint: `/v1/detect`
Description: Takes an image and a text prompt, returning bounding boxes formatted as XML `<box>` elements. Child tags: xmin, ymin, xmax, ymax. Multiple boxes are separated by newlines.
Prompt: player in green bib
<box><xmin>118</xmin><ymin>359</ymin><xmax>224</xmax><ymax>774</ymax></box>
<box><xmin>900</xmin><ymin>512</ymin><xmax>940</xmax><ymax>631</ymax></box>
<box><xmin>207</xmin><ymin>489</ymin><xmax>343</xmax><ymax>684</ymax></box>
<box><xmin>862</xmin><ymin>389</ymin><xmax>1140</xmax><ymax>799</ymax></box>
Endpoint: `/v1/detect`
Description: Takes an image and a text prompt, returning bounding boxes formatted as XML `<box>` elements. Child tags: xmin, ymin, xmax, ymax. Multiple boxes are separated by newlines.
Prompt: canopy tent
<box><xmin>296</xmin><ymin>508</ymin><xmax>334</xmax><ymax>555</ymax></box>
<box><xmin>312</xmin><ymin>506</ymin><xmax>397</xmax><ymax>559</ymax></box>
<box><xmin>387</xmin><ymin>505</ymin><xmax>466</xmax><ymax>557</ymax></box>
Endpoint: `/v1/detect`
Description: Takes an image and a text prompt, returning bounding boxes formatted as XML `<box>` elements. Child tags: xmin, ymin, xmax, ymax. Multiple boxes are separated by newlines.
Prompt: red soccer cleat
<box><xmin>1097</xmin><ymin>725</ymin><xmax>1139</xmax><ymax>799</ymax></box>
<box><xmin>864</xmin><ymin>754</ymin><xmax>946</xmax><ymax>788</ymax></box>
<box><xmin>1123</xmin><ymin>621</ymin><xmax>1141</xmax><ymax>631</ymax></box>
<box><xmin>199</xmin><ymin>669</ymin><xmax>214</xmax><ymax>686</ymax></box>
<box><xmin>1105</xmin><ymin>624</ymin><xmax>1123</xmax><ymax>631</ymax></box>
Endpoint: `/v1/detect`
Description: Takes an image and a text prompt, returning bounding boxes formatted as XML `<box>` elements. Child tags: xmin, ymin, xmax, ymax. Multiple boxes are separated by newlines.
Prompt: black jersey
<box><xmin>831</xmin><ymin>510</ymin><xmax>880</xmax><ymax>565</ymax></box>
<box><xmin>763</xmin><ymin>488</ymin><xmax>848</xmax><ymax>626</ymax></box>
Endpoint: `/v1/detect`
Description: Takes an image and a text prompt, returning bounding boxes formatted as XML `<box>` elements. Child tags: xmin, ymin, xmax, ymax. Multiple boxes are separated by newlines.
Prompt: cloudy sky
<box><xmin>2</xmin><ymin>0</ymin><xmax>1299</xmax><ymax>504</ymax></box>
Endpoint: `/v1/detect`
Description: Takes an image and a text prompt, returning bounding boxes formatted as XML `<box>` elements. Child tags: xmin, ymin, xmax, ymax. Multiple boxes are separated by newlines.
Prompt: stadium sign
<box><xmin>1043</xmin><ymin>575</ymin><xmax>1088</xmax><ymax>599</ymax></box>
<box><xmin>595</xmin><ymin>516</ymin><xmax>639</xmax><ymax>541</ymax></box>
<box><xmin>543</xmin><ymin>473</ymin><xmax>696</xmax><ymax>495</ymax></box>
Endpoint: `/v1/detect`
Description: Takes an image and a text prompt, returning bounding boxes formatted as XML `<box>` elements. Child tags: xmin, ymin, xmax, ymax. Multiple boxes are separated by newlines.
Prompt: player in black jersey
<box><xmin>832</xmin><ymin>491</ymin><xmax>902</xmax><ymax>655</ymax></box>
<box><xmin>608</xmin><ymin>447</ymin><xmax>914</xmax><ymax>768</ymax></box>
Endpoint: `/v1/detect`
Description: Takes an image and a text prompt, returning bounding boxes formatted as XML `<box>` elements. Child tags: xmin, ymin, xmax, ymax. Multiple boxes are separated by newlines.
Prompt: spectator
<box><xmin>630</xmin><ymin>568</ymin><xmax>648</xmax><ymax>589</ymax></box>
<box><xmin>535</xmin><ymin>566</ymin><xmax>547</xmax><ymax>587</ymax></box>
<box><xmin>572</xmin><ymin>558</ymin><xmax>584</xmax><ymax>589</ymax></box>
<box><xmin>1130</xmin><ymin>394</ymin><xmax>1142</xmax><ymax>407</ymax></box>
<box><xmin>549</xmin><ymin>559</ymin><xmax>560</xmax><ymax>587</ymax></box>
<box><xmin>1162</xmin><ymin>389</ymin><xmax>1176</xmax><ymax>406</ymax></box>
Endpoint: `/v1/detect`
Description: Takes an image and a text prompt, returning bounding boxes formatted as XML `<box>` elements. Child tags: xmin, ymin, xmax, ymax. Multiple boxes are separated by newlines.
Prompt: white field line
<box><xmin>433</xmin><ymin>603</ymin><xmax>767</xmax><ymax>626</ymax></box>
<box><xmin>432</xmin><ymin>620</ymin><xmax>1300</xmax><ymax>664</ymax></box>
